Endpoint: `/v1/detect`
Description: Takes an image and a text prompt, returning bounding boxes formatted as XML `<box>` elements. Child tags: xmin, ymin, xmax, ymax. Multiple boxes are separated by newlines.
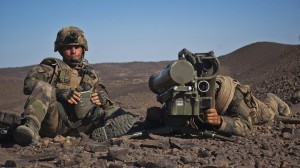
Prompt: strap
<box><xmin>40</xmin><ymin>57</ymin><xmax>72</xmax><ymax>86</ymax></box>
<box><xmin>40</xmin><ymin>57</ymin><xmax>70</xmax><ymax>69</ymax></box>
<box><xmin>56</xmin><ymin>102</ymin><xmax>71</xmax><ymax>126</ymax></box>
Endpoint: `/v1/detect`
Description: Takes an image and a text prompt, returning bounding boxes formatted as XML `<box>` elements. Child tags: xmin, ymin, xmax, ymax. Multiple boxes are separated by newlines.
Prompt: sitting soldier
<box><xmin>12</xmin><ymin>26</ymin><xmax>135</xmax><ymax>146</ymax></box>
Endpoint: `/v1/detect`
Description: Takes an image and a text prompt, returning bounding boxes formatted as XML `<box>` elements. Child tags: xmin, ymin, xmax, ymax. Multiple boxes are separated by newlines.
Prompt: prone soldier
<box><xmin>146</xmin><ymin>48</ymin><xmax>291</xmax><ymax>138</ymax></box>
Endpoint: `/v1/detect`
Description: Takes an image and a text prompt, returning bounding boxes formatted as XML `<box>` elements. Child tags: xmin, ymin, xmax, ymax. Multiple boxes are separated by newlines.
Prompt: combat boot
<box><xmin>91</xmin><ymin>108</ymin><xmax>135</xmax><ymax>142</ymax></box>
<box><xmin>13</xmin><ymin>115</ymin><xmax>41</xmax><ymax>146</ymax></box>
<box><xmin>264</xmin><ymin>93</ymin><xmax>291</xmax><ymax>117</ymax></box>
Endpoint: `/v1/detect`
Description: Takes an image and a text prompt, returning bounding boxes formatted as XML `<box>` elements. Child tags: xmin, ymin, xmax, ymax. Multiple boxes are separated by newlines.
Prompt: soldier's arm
<box><xmin>216</xmin><ymin>116</ymin><xmax>252</xmax><ymax>136</ymax></box>
<box><xmin>205</xmin><ymin>108</ymin><xmax>252</xmax><ymax>136</ymax></box>
<box><xmin>23</xmin><ymin>64</ymin><xmax>54</xmax><ymax>95</ymax></box>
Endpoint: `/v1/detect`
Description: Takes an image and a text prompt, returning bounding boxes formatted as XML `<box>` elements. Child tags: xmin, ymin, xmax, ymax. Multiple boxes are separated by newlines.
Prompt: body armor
<box><xmin>41</xmin><ymin>57</ymin><xmax>98</xmax><ymax>120</ymax></box>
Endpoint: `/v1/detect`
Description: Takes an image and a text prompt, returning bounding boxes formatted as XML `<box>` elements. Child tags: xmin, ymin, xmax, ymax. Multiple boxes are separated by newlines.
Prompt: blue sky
<box><xmin>1</xmin><ymin>0</ymin><xmax>299</xmax><ymax>68</ymax></box>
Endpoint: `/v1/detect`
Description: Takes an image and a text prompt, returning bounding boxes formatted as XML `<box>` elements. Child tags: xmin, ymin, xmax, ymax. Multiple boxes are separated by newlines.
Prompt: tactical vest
<box><xmin>215</xmin><ymin>75</ymin><xmax>258</xmax><ymax>115</ymax></box>
<box><xmin>40</xmin><ymin>57</ymin><xmax>101</xmax><ymax>130</ymax></box>
<box><xmin>40</xmin><ymin>57</ymin><xmax>98</xmax><ymax>90</ymax></box>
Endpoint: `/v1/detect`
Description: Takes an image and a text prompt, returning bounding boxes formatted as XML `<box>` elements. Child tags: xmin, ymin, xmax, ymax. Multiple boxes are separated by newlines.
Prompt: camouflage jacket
<box><xmin>215</xmin><ymin>75</ymin><xmax>255</xmax><ymax>137</ymax></box>
<box><xmin>23</xmin><ymin>57</ymin><xmax>112</xmax><ymax>109</ymax></box>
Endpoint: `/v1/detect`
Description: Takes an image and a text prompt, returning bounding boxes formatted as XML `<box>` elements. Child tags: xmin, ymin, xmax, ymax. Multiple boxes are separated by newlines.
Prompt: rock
<box><xmin>293</xmin><ymin>129</ymin><xmax>300</xmax><ymax>139</ymax></box>
<box><xmin>180</xmin><ymin>153</ymin><xmax>197</xmax><ymax>164</ymax></box>
<box><xmin>62</xmin><ymin>154</ymin><xmax>79</xmax><ymax>167</ymax></box>
<box><xmin>41</xmin><ymin>137</ymin><xmax>52</xmax><ymax>147</ymax></box>
<box><xmin>239</xmin><ymin>158</ymin><xmax>255</xmax><ymax>167</ymax></box>
<box><xmin>289</xmin><ymin>147</ymin><xmax>300</xmax><ymax>157</ymax></box>
<box><xmin>213</xmin><ymin>155</ymin><xmax>231</xmax><ymax>166</ymax></box>
<box><xmin>140</xmin><ymin>139</ymin><xmax>164</xmax><ymax>149</ymax></box>
<box><xmin>291</xmin><ymin>92</ymin><xmax>300</xmax><ymax>104</ymax></box>
<box><xmin>38</xmin><ymin>162</ymin><xmax>57</xmax><ymax>168</ymax></box>
<box><xmin>262</xmin><ymin>150</ymin><xmax>274</xmax><ymax>158</ymax></box>
<box><xmin>134</xmin><ymin>154</ymin><xmax>178</xmax><ymax>167</ymax></box>
<box><xmin>108</xmin><ymin>146</ymin><xmax>129</xmax><ymax>161</ymax></box>
<box><xmin>198</xmin><ymin>148</ymin><xmax>211</xmax><ymax>158</ymax></box>
<box><xmin>198</xmin><ymin>158</ymin><xmax>210</xmax><ymax>165</ymax></box>
<box><xmin>84</xmin><ymin>143</ymin><xmax>108</xmax><ymax>153</ymax></box>
<box><xmin>129</xmin><ymin>142</ymin><xmax>141</xmax><ymax>149</ymax></box>
<box><xmin>3</xmin><ymin>160</ymin><xmax>17</xmax><ymax>167</ymax></box>
<box><xmin>261</xmin><ymin>142</ymin><xmax>270</xmax><ymax>150</ymax></box>
<box><xmin>108</xmin><ymin>162</ymin><xmax>125</xmax><ymax>168</ymax></box>
<box><xmin>53</xmin><ymin>135</ymin><xmax>66</xmax><ymax>143</ymax></box>
<box><xmin>169</xmin><ymin>137</ymin><xmax>196</xmax><ymax>150</ymax></box>
<box><xmin>90</xmin><ymin>159</ymin><xmax>108</xmax><ymax>168</ymax></box>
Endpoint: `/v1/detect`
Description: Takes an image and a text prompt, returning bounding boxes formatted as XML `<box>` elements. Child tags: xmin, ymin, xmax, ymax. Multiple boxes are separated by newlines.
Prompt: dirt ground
<box><xmin>0</xmin><ymin>42</ymin><xmax>299</xmax><ymax>167</ymax></box>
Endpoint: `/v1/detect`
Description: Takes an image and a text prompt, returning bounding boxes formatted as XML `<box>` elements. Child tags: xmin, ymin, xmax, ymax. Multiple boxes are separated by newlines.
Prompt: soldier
<box><xmin>146</xmin><ymin>49</ymin><xmax>292</xmax><ymax>138</ymax></box>
<box><xmin>204</xmin><ymin>75</ymin><xmax>291</xmax><ymax>136</ymax></box>
<box><xmin>13</xmin><ymin>26</ymin><xmax>135</xmax><ymax>146</ymax></box>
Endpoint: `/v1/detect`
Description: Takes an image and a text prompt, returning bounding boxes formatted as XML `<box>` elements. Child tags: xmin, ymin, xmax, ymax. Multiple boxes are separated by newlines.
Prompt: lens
<box><xmin>198</xmin><ymin>80</ymin><xmax>210</xmax><ymax>92</ymax></box>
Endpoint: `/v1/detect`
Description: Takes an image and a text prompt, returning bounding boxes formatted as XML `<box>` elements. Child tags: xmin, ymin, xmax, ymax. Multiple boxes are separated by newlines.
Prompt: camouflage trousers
<box><xmin>216</xmin><ymin>88</ymin><xmax>281</xmax><ymax>136</ymax></box>
<box><xmin>22</xmin><ymin>81</ymin><xmax>119</xmax><ymax>138</ymax></box>
<box><xmin>228</xmin><ymin>87</ymin><xmax>279</xmax><ymax>126</ymax></box>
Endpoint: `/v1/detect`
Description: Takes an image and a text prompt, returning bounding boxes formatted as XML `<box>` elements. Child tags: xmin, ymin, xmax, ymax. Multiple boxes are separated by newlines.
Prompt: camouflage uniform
<box><xmin>146</xmin><ymin>75</ymin><xmax>291</xmax><ymax>137</ymax></box>
<box><xmin>214</xmin><ymin>75</ymin><xmax>290</xmax><ymax>136</ymax></box>
<box><xmin>13</xmin><ymin>26</ymin><xmax>135</xmax><ymax>145</ymax></box>
<box><xmin>21</xmin><ymin>58</ymin><xmax>113</xmax><ymax>136</ymax></box>
<box><xmin>145</xmin><ymin>49</ymin><xmax>291</xmax><ymax>138</ymax></box>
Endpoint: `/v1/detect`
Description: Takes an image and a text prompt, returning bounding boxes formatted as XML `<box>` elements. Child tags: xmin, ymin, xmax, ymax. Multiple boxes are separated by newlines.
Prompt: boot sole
<box><xmin>91</xmin><ymin>114</ymin><xmax>135</xmax><ymax>142</ymax></box>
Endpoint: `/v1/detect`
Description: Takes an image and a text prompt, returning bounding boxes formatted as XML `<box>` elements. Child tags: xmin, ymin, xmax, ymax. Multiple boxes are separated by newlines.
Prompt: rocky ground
<box><xmin>0</xmin><ymin>42</ymin><xmax>299</xmax><ymax>167</ymax></box>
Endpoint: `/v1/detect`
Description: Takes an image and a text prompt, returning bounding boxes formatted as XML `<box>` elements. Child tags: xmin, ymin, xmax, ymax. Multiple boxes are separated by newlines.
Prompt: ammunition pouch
<box><xmin>235</xmin><ymin>84</ymin><xmax>259</xmax><ymax>125</ymax></box>
<box><xmin>236</xmin><ymin>84</ymin><xmax>258</xmax><ymax>110</ymax></box>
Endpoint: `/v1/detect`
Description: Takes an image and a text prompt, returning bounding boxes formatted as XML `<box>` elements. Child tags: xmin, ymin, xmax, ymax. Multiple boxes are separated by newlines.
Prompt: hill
<box><xmin>218</xmin><ymin>42</ymin><xmax>300</xmax><ymax>103</ymax></box>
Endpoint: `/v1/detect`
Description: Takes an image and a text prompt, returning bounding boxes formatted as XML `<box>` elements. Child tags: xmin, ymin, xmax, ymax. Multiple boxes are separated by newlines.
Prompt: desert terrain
<box><xmin>0</xmin><ymin>42</ymin><xmax>299</xmax><ymax>167</ymax></box>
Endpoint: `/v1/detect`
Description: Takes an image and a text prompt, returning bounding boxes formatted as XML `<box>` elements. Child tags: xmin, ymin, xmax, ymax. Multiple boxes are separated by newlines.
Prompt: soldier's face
<box><xmin>61</xmin><ymin>45</ymin><xmax>83</xmax><ymax>62</ymax></box>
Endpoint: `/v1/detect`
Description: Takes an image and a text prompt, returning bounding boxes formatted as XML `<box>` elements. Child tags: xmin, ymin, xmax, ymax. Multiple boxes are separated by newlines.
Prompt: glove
<box><xmin>56</xmin><ymin>88</ymin><xmax>73</xmax><ymax>103</ymax></box>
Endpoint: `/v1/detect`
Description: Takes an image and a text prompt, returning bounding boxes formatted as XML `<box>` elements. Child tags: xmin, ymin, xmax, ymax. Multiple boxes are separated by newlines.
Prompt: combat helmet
<box><xmin>54</xmin><ymin>26</ymin><xmax>88</xmax><ymax>52</ymax></box>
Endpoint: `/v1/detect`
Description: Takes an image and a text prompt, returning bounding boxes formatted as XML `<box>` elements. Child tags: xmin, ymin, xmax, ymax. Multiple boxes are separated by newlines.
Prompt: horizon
<box><xmin>1</xmin><ymin>0</ymin><xmax>300</xmax><ymax>68</ymax></box>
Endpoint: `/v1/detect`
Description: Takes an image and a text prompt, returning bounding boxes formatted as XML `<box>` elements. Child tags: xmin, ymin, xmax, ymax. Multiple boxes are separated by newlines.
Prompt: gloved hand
<box><xmin>56</xmin><ymin>89</ymin><xmax>81</xmax><ymax>105</ymax></box>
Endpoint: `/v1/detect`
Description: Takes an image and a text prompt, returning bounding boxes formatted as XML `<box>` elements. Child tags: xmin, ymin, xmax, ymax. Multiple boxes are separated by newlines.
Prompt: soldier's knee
<box><xmin>33</xmin><ymin>81</ymin><xmax>55</xmax><ymax>99</ymax></box>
